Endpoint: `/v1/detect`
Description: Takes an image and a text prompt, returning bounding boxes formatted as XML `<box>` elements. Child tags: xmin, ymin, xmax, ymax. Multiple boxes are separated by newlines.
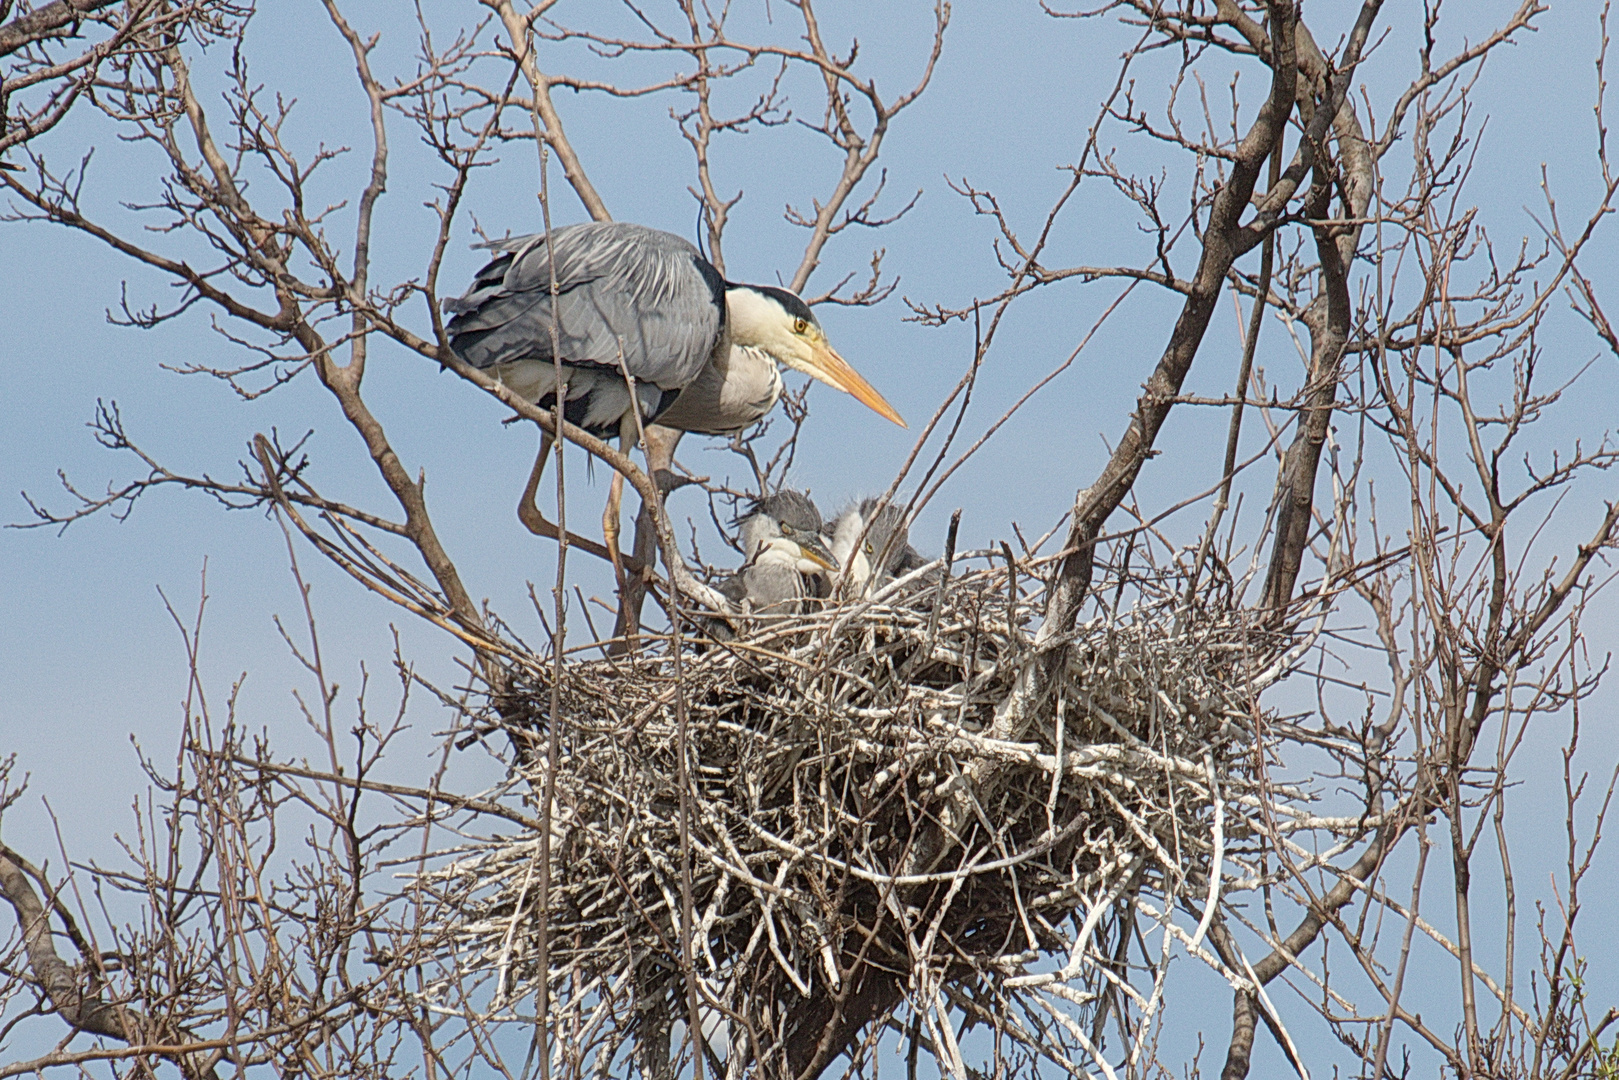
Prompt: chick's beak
<box><xmin>802</xmin><ymin>338</ymin><xmax>907</xmax><ymax>428</ymax></box>
<box><xmin>791</xmin><ymin>531</ymin><xmax>840</xmax><ymax>573</ymax></box>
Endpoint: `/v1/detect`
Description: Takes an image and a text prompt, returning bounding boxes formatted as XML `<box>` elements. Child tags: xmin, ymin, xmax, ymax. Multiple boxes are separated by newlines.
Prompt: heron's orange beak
<box><xmin>803</xmin><ymin>339</ymin><xmax>907</xmax><ymax>428</ymax></box>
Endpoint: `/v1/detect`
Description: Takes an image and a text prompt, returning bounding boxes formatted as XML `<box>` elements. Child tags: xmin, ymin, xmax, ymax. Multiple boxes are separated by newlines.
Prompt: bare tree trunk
<box><xmin>1033</xmin><ymin>0</ymin><xmax>1310</xmax><ymax>707</ymax></box>
<box><xmin>1260</xmin><ymin>166</ymin><xmax>1351</xmax><ymax>612</ymax></box>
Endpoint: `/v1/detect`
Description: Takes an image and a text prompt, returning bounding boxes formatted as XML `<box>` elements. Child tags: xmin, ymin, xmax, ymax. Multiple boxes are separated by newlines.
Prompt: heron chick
<box><xmin>829</xmin><ymin>497</ymin><xmax>929</xmax><ymax>596</ymax></box>
<box><xmin>719</xmin><ymin>490</ymin><xmax>838</xmax><ymax>615</ymax></box>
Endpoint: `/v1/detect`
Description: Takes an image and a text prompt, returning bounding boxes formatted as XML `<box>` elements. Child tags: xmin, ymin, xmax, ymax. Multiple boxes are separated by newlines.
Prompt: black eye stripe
<box><xmin>750</xmin><ymin>284</ymin><xmax>817</xmax><ymax>326</ymax></box>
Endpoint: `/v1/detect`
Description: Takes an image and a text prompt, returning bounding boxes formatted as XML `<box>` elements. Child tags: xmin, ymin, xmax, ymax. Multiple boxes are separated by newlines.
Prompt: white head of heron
<box><xmin>725</xmin><ymin>285</ymin><xmax>907</xmax><ymax>428</ymax></box>
<box><xmin>759</xmin><ymin>521</ymin><xmax>839</xmax><ymax>575</ymax></box>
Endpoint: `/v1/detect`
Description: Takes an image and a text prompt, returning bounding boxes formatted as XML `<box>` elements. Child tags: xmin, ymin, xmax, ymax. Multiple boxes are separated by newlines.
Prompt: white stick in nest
<box><xmin>1004</xmin><ymin>857</ymin><xmax>1138</xmax><ymax>990</ymax></box>
<box><xmin>1186</xmin><ymin>751</ymin><xmax>1225</xmax><ymax>955</ymax></box>
<box><xmin>1031</xmin><ymin>997</ymin><xmax>1119</xmax><ymax>1080</ymax></box>
<box><xmin>491</xmin><ymin>843</ymin><xmax>542</xmax><ymax>1011</ymax></box>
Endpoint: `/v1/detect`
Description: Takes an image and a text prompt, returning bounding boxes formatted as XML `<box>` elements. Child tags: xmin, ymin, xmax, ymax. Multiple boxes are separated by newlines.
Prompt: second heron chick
<box><xmin>829</xmin><ymin>497</ymin><xmax>929</xmax><ymax>595</ymax></box>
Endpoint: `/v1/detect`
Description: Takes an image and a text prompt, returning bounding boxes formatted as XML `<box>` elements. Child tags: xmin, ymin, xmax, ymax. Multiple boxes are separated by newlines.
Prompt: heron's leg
<box><xmin>517</xmin><ymin>432</ymin><xmax>556</xmax><ymax>539</ymax></box>
<box><xmin>601</xmin><ymin>416</ymin><xmax>638</xmax><ymax>601</ymax></box>
<box><xmin>519</xmin><ymin>431</ymin><xmax>643</xmax><ymax>571</ymax></box>
<box><xmin>612</xmin><ymin>426</ymin><xmax>684</xmax><ymax>653</ymax></box>
<box><xmin>603</xmin><ymin>471</ymin><xmax>627</xmax><ymax>592</ymax></box>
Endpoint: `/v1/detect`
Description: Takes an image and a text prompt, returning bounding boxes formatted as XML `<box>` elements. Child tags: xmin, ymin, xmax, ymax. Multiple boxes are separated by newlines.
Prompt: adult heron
<box><xmin>444</xmin><ymin>221</ymin><xmax>905</xmax><ymax>575</ymax></box>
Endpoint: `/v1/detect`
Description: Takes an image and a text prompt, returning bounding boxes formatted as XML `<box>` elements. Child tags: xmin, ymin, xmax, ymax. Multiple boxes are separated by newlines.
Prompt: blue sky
<box><xmin>3</xmin><ymin>1</ymin><xmax>1618</xmax><ymax>1074</ymax></box>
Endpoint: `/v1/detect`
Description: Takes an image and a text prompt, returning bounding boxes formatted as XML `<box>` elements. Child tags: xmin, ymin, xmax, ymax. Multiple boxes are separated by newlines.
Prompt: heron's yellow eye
<box><xmin>793</xmin><ymin>318</ymin><xmax>809</xmax><ymax>335</ymax></box>
<box><xmin>865</xmin><ymin>542</ymin><xmax>874</xmax><ymax>554</ymax></box>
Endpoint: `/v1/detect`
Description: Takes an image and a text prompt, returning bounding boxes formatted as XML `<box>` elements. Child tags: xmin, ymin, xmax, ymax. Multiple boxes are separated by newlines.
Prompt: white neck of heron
<box><xmin>738</xmin><ymin>512</ymin><xmax>782</xmax><ymax>560</ymax></box>
<box><xmin>831</xmin><ymin>513</ymin><xmax>876</xmax><ymax>589</ymax></box>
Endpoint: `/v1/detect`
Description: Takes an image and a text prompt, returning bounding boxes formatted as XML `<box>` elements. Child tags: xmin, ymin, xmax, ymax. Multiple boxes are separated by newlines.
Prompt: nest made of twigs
<box><xmin>419</xmin><ymin>552</ymin><xmax>1297</xmax><ymax>1077</ymax></box>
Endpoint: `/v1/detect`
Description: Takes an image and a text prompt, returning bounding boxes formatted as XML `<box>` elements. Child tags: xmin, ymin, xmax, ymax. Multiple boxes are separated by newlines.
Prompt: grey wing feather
<box><xmin>700</xmin><ymin>576</ymin><xmax>748</xmax><ymax>642</ymax></box>
<box><xmin>717</xmin><ymin>575</ymin><xmax>749</xmax><ymax>604</ymax></box>
<box><xmin>895</xmin><ymin>543</ymin><xmax>930</xmax><ymax>574</ymax></box>
<box><xmin>445</xmin><ymin>222</ymin><xmax>726</xmax><ymax>390</ymax></box>
<box><xmin>740</xmin><ymin>562</ymin><xmax>807</xmax><ymax>612</ymax></box>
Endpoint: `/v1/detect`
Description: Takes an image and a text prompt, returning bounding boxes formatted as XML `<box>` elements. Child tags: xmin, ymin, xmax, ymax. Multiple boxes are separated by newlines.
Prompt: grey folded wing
<box><xmin>444</xmin><ymin>221</ymin><xmax>726</xmax><ymax>391</ymax></box>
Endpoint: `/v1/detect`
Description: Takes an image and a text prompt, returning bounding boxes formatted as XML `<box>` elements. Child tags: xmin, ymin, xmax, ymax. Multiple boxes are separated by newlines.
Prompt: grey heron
<box><xmin>718</xmin><ymin>490</ymin><xmax>837</xmax><ymax>615</ymax></box>
<box><xmin>444</xmin><ymin>222</ymin><xmax>904</xmax><ymax>580</ymax></box>
<box><xmin>829</xmin><ymin>497</ymin><xmax>928</xmax><ymax>595</ymax></box>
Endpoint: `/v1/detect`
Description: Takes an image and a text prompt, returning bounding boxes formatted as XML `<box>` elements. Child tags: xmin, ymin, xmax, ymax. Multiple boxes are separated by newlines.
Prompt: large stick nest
<box><xmin>421</xmin><ymin>553</ymin><xmax>1304</xmax><ymax>1077</ymax></box>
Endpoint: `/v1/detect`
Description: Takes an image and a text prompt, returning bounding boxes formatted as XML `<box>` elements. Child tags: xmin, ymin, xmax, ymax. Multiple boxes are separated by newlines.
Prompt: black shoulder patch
<box><xmin>693</xmin><ymin>254</ymin><xmax>728</xmax><ymax>332</ymax></box>
<box><xmin>750</xmin><ymin>284</ymin><xmax>817</xmax><ymax>327</ymax></box>
<box><xmin>536</xmin><ymin>389</ymin><xmax>617</xmax><ymax>439</ymax></box>
<box><xmin>652</xmin><ymin>385</ymin><xmax>685</xmax><ymax>420</ymax></box>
